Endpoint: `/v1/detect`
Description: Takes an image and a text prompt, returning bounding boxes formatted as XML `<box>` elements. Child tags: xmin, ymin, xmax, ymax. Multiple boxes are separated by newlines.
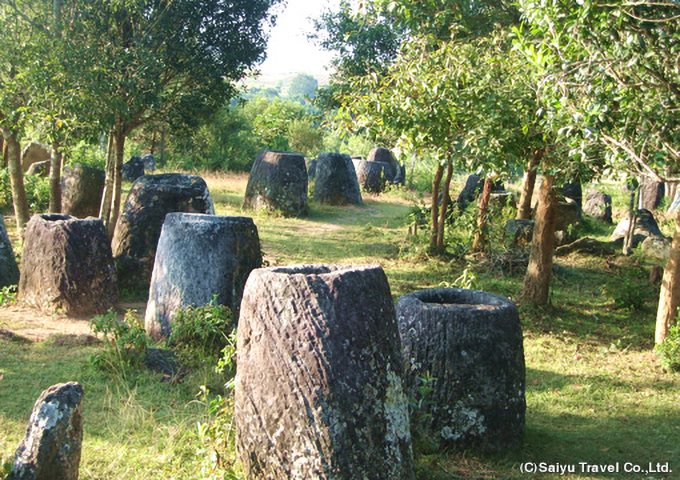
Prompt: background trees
<box><xmin>0</xmin><ymin>0</ymin><xmax>284</xmax><ymax>234</ymax></box>
<box><xmin>515</xmin><ymin>0</ymin><xmax>679</xmax><ymax>337</ymax></box>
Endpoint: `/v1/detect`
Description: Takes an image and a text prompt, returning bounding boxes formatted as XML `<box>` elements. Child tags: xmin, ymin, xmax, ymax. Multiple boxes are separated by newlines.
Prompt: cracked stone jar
<box><xmin>235</xmin><ymin>264</ymin><xmax>414</xmax><ymax>480</ymax></box>
<box><xmin>396</xmin><ymin>288</ymin><xmax>525</xmax><ymax>452</ymax></box>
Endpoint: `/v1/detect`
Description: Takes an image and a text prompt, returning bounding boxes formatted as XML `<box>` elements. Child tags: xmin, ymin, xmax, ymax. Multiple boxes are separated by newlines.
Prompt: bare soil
<box><xmin>0</xmin><ymin>302</ymin><xmax>146</xmax><ymax>343</ymax></box>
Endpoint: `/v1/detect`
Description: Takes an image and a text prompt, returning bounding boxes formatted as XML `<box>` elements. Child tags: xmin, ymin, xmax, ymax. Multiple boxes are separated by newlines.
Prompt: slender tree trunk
<box><xmin>4</xmin><ymin>131</ymin><xmax>30</xmax><ymax>233</ymax></box>
<box><xmin>436</xmin><ymin>154</ymin><xmax>454</xmax><ymax>251</ymax></box>
<box><xmin>656</xmin><ymin>207</ymin><xmax>680</xmax><ymax>344</ymax></box>
<box><xmin>623</xmin><ymin>187</ymin><xmax>638</xmax><ymax>256</ymax></box>
<box><xmin>472</xmin><ymin>177</ymin><xmax>493</xmax><ymax>253</ymax></box>
<box><xmin>99</xmin><ymin>133</ymin><xmax>115</xmax><ymax>227</ymax></box>
<box><xmin>0</xmin><ymin>138</ymin><xmax>5</xmax><ymax>168</ymax></box>
<box><xmin>49</xmin><ymin>140</ymin><xmax>62</xmax><ymax>213</ymax></box>
<box><xmin>520</xmin><ymin>174</ymin><xmax>558</xmax><ymax>305</ymax></box>
<box><xmin>408</xmin><ymin>153</ymin><xmax>417</xmax><ymax>189</ymax></box>
<box><xmin>149</xmin><ymin>131</ymin><xmax>157</xmax><ymax>155</ymax></box>
<box><xmin>108</xmin><ymin>127</ymin><xmax>126</xmax><ymax>237</ymax></box>
<box><xmin>517</xmin><ymin>149</ymin><xmax>542</xmax><ymax>220</ymax></box>
<box><xmin>160</xmin><ymin>130</ymin><xmax>165</xmax><ymax>168</ymax></box>
<box><xmin>430</xmin><ymin>163</ymin><xmax>445</xmax><ymax>253</ymax></box>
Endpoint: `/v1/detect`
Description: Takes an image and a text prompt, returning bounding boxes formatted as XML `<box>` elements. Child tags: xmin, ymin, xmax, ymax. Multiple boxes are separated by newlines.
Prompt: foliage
<box><xmin>66</xmin><ymin>140</ymin><xmax>107</xmax><ymax>170</ymax></box>
<box><xmin>167</xmin><ymin>103</ymin><xmax>260</xmax><ymax>172</ymax></box>
<box><xmin>407</xmin><ymin>370</ymin><xmax>438</xmax><ymax>451</ymax></box>
<box><xmin>287</xmin><ymin>118</ymin><xmax>324</xmax><ymax>157</ymax></box>
<box><xmin>0</xmin><ymin>285</ymin><xmax>17</xmax><ymax>306</ymax></box>
<box><xmin>193</xmin><ymin>386</ymin><xmax>239</xmax><ymax>479</ymax></box>
<box><xmin>514</xmin><ymin>0</ymin><xmax>679</xmax><ymax>181</ymax></box>
<box><xmin>287</xmin><ymin>74</ymin><xmax>319</xmax><ymax>103</ymax></box>
<box><xmin>655</xmin><ymin>324</ymin><xmax>680</xmax><ymax>372</ymax></box>
<box><xmin>0</xmin><ymin>169</ymin><xmax>49</xmax><ymax>214</ymax></box>
<box><xmin>313</xmin><ymin>1</ymin><xmax>401</xmax><ymax>78</ymax></box>
<box><xmin>602</xmin><ymin>266</ymin><xmax>653</xmax><ymax>311</ymax></box>
<box><xmin>167</xmin><ymin>300</ymin><xmax>236</xmax><ymax>364</ymax></box>
<box><xmin>89</xmin><ymin>309</ymin><xmax>148</xmax><ymax>375</ymax></box>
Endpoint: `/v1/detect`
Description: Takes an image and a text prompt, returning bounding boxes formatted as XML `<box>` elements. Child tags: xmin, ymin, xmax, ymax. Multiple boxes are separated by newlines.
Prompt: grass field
<box><xmin>1</xmin><ymin>172</ymin><xmax>679</xmax><ymax>479</ymax></box>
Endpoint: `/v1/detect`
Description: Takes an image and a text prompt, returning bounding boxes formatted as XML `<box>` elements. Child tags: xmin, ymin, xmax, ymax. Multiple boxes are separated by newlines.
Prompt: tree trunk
<box><xmin>100</xmin><ymin>126</ymin><xmax>126</xmax><ymax>237</ymax></box>
<box><xmin>4</xmin><ymin>131</ymin><xmax>30</xmax><ymax>234</ymax></box>
<box><xmin>49</xmin><ymin>141</ymin><xmax>62</xmax><ymax>213</ymax></box>
<box><xmin>623</xmin><ymin>187</ymin><xmax>638</xmax><ymax>256</ymax></box>
<box><xmin>109</xmin><ymin>128</ymin><xmax>126</xmax><ymax>237</ymax></box>
<box><xmin>430</xmin><ymin>163</ymin><xmax>445</xmax><ymax>253</ymax></box>
<box><xmin>99</xmin><ymin>133</ymin><xmax>115</xmax><ymax>225</ymax></box>
<box><xmin>516</xmin><ymin>149</ymin><xmax>542</xmax><ymax>220</ymax></box>
<box><xmin>472</xmin><ymin>177</ymin><xmax>493</xmax><ymax>253</ymax></box>
<box><xmin>655</xmin><ymin>207</ymin><xmax>680</xmax><ymax>344</ymax></box>
<box><xmin>0</xmin><ymin>138</ymin><xmax>5</xmax><ymax>168</ymax></box>
<box><xmin>520</xmin><ymin>174</ymin><xmax>558</xmax><ymax>305</ymax></box>
<box><xmin>408</xmin><ymin>152</ymin><xmax>417</xmax><ymax>189</ymax></box>
<box><xmin>436</xmin><ymin>154</ymin><xmax>454</xmax><ymax>251</ymax></box>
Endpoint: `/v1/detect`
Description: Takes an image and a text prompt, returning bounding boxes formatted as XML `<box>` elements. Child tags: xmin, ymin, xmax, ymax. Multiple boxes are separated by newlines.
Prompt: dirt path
<box><xmin>0</xmin><ymin>302</ymin><xmax>147</xmax><ymax>343</ymax></box>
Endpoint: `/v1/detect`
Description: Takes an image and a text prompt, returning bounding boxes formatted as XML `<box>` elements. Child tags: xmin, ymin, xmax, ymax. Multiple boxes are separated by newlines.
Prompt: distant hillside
<box><xmin>242</xmin><ymin>71</ymin><xmax>331</xmax><ymax>95</ymax></box>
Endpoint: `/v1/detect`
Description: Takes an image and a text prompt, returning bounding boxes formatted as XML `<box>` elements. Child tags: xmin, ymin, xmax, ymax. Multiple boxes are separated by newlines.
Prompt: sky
<box><xmin>258</xmin><ymin>0</ymin><xmax>340</xmax><ymax>79</ymax></box>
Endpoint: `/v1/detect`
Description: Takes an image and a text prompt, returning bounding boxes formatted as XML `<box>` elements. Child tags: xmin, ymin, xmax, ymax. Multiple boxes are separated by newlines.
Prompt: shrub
<box><xmin>0</xmin><ymin>285</ymin><xmax>17</xmax><ymax>306</ymax></box>
<box><xmin>167</xmin><ymin>300</ymin><xmax>235</xmax><ymax>364</ymax></box>
<box><xmin>90</xmin><ymin>309</ymin><xmax>148</xmax><ymax>375</ymax></box>
<box><xmin>602</xmin><ymin>266</ymin><xmax>652</xmax><ymax>311</ymax></box>
<box><xmin>0</xmin><ymin>169</ymin><xmax>50</xmax><ymax>214</ymax></box>
<box><xmin>655</xmin><ymin>324</ymin><xmax>680</xmax><ymax>372</ymax></box>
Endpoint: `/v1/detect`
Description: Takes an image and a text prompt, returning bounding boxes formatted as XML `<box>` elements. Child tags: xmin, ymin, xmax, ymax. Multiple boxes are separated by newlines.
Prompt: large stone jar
<box><xmin>145</xmin><ymin>213</ymin><xmax>262</xmax><ymax>340</ymax></box>
<box><xmin>111</xmin><ymin>173</ymin><xmax>214</xmax><ymax>291</ymax></box>
<box><xmin>61</xmin><ymin>163</ymin><xmax>106</xmax><ymax>218</ymax></box>
<box><xmin>396</xmin><ymin>288</ymin><xmax>525</xmax><ymax>451</ymax></box>
<box><xmin>235</xmin><ymin>264</ymin><xmax>414</xmax><ymax>480</ymax></box>
<box><xmin>243</xmin><ymin>150</ymin><xmax>308</xmax><ymax>217</ymax></box>
<box><xmin>19</xmin><ymin>215</ymin><xmax>117</xmax><ymax>316</ymax></box>
<box><xmin>0</xmin><ymin>214</ymin><xmax>19</xmax><ymax>288</ymax></box>
<box><xmin>313</xmin><ymin>152</ymin><xmax>362</xmax><ymax>205</ymax></box>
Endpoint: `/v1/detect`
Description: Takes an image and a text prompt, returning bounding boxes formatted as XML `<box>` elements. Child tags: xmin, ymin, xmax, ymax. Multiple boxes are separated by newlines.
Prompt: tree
<box><xmin>515</xmin><ymin>0</ymin><xmax>679</xmax><ymax>332</ymax></box>
<box><xmin>56</xmin><ymin>0</ymin><xmax>283</xmax><ymax>235</ymax></box>
<box><xmin>288</xmin><ymin>74</ymin><xmax>318</xmax><ymax>103</ymax></box>
<box><xmin>0</xmin><ymin>0</ymin><xmax>45</xmax><ymax>233</ymax></box>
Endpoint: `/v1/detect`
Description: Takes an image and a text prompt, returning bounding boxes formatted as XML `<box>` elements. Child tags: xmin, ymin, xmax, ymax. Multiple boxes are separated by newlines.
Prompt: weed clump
<box><xmin>167</xmin><ymin>300</ymin><xmax>235</xmax><ymax>365</ymax></box>
<box><xmin>89</xmin><ymin>309</ymin><xmax>147</xmax><ymax>375</ymax></box>
<box><xmin>656</xmin><ymin>324</ymin><xmax>680</xmax><ymax>372</ymax></box>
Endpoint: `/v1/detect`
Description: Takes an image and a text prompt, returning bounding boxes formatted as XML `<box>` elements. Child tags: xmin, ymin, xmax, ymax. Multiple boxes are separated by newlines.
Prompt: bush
<box><xmin>655</xmin><ymin>324</ymin><xmax>680</xmax><ymax>372</ymax></box>
<box><xmin>602</xmin><ymin>266</ymin><xmax>652</xmax><ymax>311</ymax></box>
<box><xmin>167</xmin><ymin>300</ymin><xmax>235</xmax><ymax>364</ymax></box>
<box><xmin>90</xmin><ymin>309</ymin><xmax>148</xmax><ymax>375</ymax></box>
<box><xmin>0</xmin><ymin>168</ymin><xmax>50</xmax><ymax>214</ymax></box>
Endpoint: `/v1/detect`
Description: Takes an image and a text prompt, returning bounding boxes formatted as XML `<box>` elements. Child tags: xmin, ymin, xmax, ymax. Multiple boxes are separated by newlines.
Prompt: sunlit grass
<box><xmin>1</xmin><ymin>171</ymin><xmax>678</xmax><ymax>479</ymax></box>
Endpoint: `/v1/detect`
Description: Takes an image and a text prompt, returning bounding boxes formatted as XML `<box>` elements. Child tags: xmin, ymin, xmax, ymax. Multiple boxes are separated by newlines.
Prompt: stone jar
<box><xmin>243</xmin><ymin>150</ymin><xmax>308</xmax><ymax>217</ymax></box>
<box><xmin>145</xmin><ymin>213</ymin><xmax>262</xmax><ymax>340</ymax></box>
<box><xmin>396</xmin><ymin>288</ymin><xmax>525</xmax><ymax>452</ymax></box>
<box><xmin>235</xmin><ymin>264</ymin><xmax>414</xmax><ymax>480</ymax></box>
<box><xmin>19</xmin><ymin>214</ymin><xmax>117</xmax><ymax>316</ymax></box>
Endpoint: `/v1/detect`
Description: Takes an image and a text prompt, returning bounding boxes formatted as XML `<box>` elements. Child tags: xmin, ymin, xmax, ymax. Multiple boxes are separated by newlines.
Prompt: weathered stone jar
<box><xmin>111</xmin><ymin>173</ymin><xmax>214</xmax><ymax>291</ymax></box>
<box><xmin>352</xmin><ymin>159</ymin><xmax>390</xmax><ymax>193</ymax></box>
<box><xmin>396</xmin><ymin>288</ymin><xmax>525</xmax><ymax>452</ymax></box>
<box><xmin>243</xmin><ymin>150</ymin><xmax>308</xmax><ymax>217</ymax></box>
<box><xmin>19</xmin><ymin>214</ymin><xmax>117</xmax><ymax>316</ymax></box>
<box><xmin>145</xmin><ymin>213</ymin><xmax>262</xmax><ymax>340</ymax></box>
<box><xmin>0</xmin><ymin>213</ymin><xmax>19</xmax><ymax>288</ymax></box>
<box><xmin>313</xmin><ymin>152</ymin><xmax>362</xmax><ymax>205</ymax></box>
<box><xmin>61</xmin><ymin>163</ymin><xmax>106</xmax><ymax>218</ymax></box>
<box><xmin>235</xmin><ymin>264</ymin><xmax>414</xmax><ymax>480</ymax></box>
<box><xmin>7</xmin><ymin>382</ymin><xmax>84</xmax><ymax>480</ymax></box>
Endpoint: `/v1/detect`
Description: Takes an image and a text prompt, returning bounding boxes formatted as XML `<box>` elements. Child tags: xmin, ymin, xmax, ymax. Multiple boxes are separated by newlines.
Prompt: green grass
<box><xmin>1</xmin><ymin>171</ymin><xmax>679</xmax><ymax>479</ymax></box>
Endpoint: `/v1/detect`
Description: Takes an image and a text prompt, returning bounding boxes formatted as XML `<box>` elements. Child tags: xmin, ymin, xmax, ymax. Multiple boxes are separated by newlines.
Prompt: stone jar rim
<box><xmin>261</xmin><ymin>263</ymin><xmax>380</xmax><ymax>278</ymax></box>
<box><xmin>400</xmin><ymin>287</ymin><xmax>515</xmax><ymax>311</ymax></box>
